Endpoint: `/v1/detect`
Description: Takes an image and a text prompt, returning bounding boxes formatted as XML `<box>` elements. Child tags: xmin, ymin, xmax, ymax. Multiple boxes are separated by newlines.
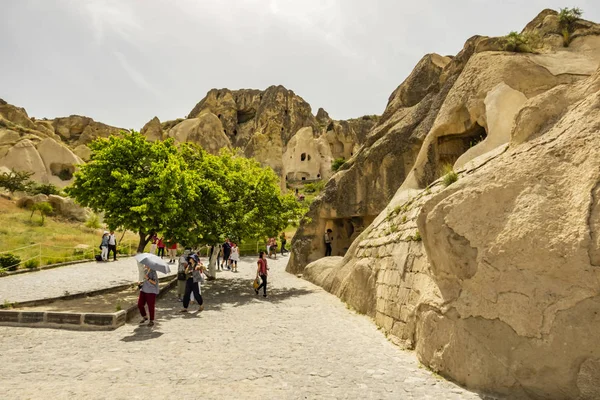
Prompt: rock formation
<box><xmin>0</xmin><ymin>99</ymin><xmax>124</xmax><ymax>187</ymax></box>
<box><xmin>142</xmin><ymin>86</ymin><xmax>378</xmax><ymax>185</ymax></box>
<box><xmin>290</xmin><ymin>9</ymin><xmax>600</xmax><ymax>399</ymax></box>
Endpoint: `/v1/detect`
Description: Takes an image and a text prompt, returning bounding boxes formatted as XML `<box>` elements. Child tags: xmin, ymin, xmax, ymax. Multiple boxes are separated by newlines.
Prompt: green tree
<box><xmin>0</xmin><ymin>169</ymin><xmax>34</xmax><ymax>194</ymax></box>
<box><xmin>66</xmin><ymin>131</ymin><xmax>198</xmax><ymax>253</ymax></box>
<box><xmin>331</xmin><ymin>157</ymin><xmax>346</xmax><ymax>172</ymax></box>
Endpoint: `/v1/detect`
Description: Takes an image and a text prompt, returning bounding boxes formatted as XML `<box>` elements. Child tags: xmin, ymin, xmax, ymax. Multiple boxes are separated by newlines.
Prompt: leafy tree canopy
<box><xmin>0</xmin><ymin>169</ymin><xmax>34</xmax><ymax>194</ymax></box>
<box><xmin>66</xmin><ymin>131</ymin><xmax>305</xmax><ymax>253</ymax></box>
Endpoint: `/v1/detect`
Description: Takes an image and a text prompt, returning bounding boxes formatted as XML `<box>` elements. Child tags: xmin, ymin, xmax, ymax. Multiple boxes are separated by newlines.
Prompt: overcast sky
<box><xmin>1</xmin><ymin>0</ymin><xmax>598</xmax><ymax>129</ymax></box>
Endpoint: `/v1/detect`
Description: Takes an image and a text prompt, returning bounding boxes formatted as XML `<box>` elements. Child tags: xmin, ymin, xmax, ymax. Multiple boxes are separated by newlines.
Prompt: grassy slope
<box><xmin>0</xmin><ymin>198</ymin><xmax>139</xmax><ymax>268</ymax></box>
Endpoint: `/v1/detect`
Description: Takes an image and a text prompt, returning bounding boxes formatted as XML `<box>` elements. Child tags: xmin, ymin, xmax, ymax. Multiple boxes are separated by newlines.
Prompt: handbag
<box><xmin>252</xmin><ymin>277</ymin><xmax>260</xmax><ymax>290</ymax></box>
<box><xmin>177</xmin><ymin>272</ymin><xmax>187</xmax><ymax>280</ymax></box>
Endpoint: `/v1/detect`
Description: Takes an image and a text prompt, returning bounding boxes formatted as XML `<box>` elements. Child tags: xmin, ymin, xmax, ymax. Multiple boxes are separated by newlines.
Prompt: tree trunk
<box><xmin>208</xmin><ymin>244</ymin><xmax>218</xmax><ymax>279</ymax></box>
<box><xmin>136</xmin><ymin>232</ymin><xmax>150</xmax><ymax>254</ymax></box>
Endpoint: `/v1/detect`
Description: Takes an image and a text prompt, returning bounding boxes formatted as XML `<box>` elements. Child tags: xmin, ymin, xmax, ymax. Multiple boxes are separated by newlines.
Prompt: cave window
<box><xmin>317</xmin><ymin>174</ymin><xmax>321</xmax><ymax>178</ymax></box>
<box><xmin>233</xmin><ymin>129</ymin><xmax>237</xmax><ymax>136</ymax></box>
<box><xmin>307</xmin><ymin>155</ymin><xmax>311</xmax><ymax>161</ymax></box>
<box><xmin>301</xmin><ymin>177</ymin><xmax>306</xmax><ymax>181</ymax></box>
<box><xmin>301</xmin><ymin>153</ymin><xmax>307</xmax><ymax>161</ymax></box>
<box><xmin>237</xmin><ymin>109</ymin><xmax>256</xmax><ymax>124</ymax></box>
<box><xmin>217</xmin><ymin>114</ymin><xmax>222</xmax><ymax>119</ymax></box>
<box><xmin>326</xmin><ymin>122</ymin><xmax>334</xmax><ymax>131</ymax></box>
<box><xmin>281</xmin><ymin>127</ymin><xmax>284</xmax><ymax>132</ymax></box>
<box><xmin>350</xmin><ymin>152</ymin><xmax>353</xmax><ymax>156</ymax></box>
<box><xmin>224</xmin><ymin>129</ymin><xmax>227</xmax><ymax>135</ymax></box>
<box><xmin>284</xmin><ymin>109</ymin><xmax>289</xmax><ymax>115</ymax></box>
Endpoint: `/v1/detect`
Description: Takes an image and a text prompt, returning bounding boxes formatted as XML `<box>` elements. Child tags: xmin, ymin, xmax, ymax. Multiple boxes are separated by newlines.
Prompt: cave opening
<box><xmin>436</xmin><ymin>123</ymin><xmax>487</xmax><ymax>169</ymax></box>
<box><xmin>217</xmin><ymin>114</ymin><xmax>222</xmax><ymax>119</ymax></box>
<box><xmin>237</xmin><ymin>109</ymin><xmax>256</xmax><ymax>124</ymax></box>
<box><xmin>307</xmin><ymin>155</ymin><xmax>311</xmax><ymax>161</ymax></box>
<box><xmin>301</xmin><ymin>153</ymin><xmax>307</xmax><ymax>161</ymax></box>
<box><xmin>233</xmin><ymin>129</ymin><xmax>237</xmax><ymax>136</ymax></box>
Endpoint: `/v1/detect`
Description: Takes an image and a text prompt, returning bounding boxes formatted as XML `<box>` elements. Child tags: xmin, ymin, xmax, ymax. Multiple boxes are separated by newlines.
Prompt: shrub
<box><xmin>442</xmin><ymin>164</ymin><xmax>458</xmax><ymax>187</ymax></box>
<box><xmin>0</xmin><ymin>253</ymin><xmax>21</xmax><ymax>270</ymax></box>
<box><xmin>30</xmin><ymin>202</ymin><xmax>53</xmax><ymax>224</ymax></box>
<box><xmin>0</xmin><ymin>267</ymin><xmax>7</xmax><ymax>277</ymax></box>
<box><xmin>24</xmin><ymin>259</ymin><xmax>40</xmax><ymax>269</ymax></box>
<box><xmin>331</xmin><ymin>157</ymin><xmax>346</xmax><ymax>172</ymax></box>
<box><xmin>85</xmin><ymin>212</ymin><xmax>101</xmax><ymax>229</ymax></box>
<box><xmin>29</xmin><ymin>183</ymin><xmax>60</xmax><ymax>196</ymax></box>
<box><xmin>503</xmin><ymin>31</ymin><xmax>535</xmax><ymax>53</ymax></box>
<box><xmin>559</xmin><ymin>7</ymin><xmax>583</xmax><ymax>47</ymax></box>
<box><xmin>303</xmin><ymin>181</ymin><xmax>325</xmax><ymax>194</ymax></box>
<box><xmin>0</xmin><ymin>169</ymin><xmax>34</xmax><ymax>194</ymax></box>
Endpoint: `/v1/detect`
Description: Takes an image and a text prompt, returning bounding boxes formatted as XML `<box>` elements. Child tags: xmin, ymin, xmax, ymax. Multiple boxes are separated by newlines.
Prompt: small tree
<box><xmin>29</xmin><ymin>183</ymin><xmax>60</xmax><ymax>196</ymax></box>
<box><xmin>331</xmin><ymin>157</ymin><xmax>346</xmax><ymax>172</ymax></box>
<box><xmin>30</xmin><ymin>202</ymin><xmax>53</xmax><ymax>224</ymax></box>
<box><xmin>559</xmin><ymin>7</ymin><xmax>583</xmax><ymax>47</ymax></box>
<box><xmin>0</xmin><ymin>169</ymin><xmax>34</xmax><ymax>194</ymax></box>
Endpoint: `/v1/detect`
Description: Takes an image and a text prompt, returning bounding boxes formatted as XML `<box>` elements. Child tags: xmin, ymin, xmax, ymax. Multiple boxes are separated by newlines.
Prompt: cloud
<box><xmin>113</xmin><ymin>51</ymin><xmax>159</xmax><ymax>96</ymax></box>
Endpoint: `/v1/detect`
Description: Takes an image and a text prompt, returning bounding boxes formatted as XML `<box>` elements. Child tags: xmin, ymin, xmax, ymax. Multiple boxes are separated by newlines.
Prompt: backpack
<box><xmin>95</xmin><ymin>255</ymin><xmax>103</xmax><ymax>262</ymax></box>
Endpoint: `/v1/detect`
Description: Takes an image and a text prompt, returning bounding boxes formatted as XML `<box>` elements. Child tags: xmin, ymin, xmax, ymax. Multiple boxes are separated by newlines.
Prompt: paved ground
<box><xmin>0</xmin><ymin>256</ymin><xmax>487</xmax><ymax>399</ymax></box>
<box><xmin>0</xmin><ymin>257</ymin><xmax>176</xmax><ymax>304</ymax></box>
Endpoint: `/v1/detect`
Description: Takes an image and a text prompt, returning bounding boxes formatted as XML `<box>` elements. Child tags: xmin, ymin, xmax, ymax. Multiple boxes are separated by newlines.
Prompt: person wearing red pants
<box><xmin>138</xmin><ymin>265</ymin><xmax>159</xmax><ymax>326</ymax></box>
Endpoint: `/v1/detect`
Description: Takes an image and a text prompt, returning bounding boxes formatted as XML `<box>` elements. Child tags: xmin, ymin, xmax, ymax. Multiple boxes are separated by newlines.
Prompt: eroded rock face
<box><xmin>167</xmin><ymin>112</ymin><xmax>231</xmax><ymax>154</ymax></box>
<box><xmin>52</xmin><ymin>115</ymin><xmax>123</xmax><ymax>146</ymax></box>
<box><xmin>293</xmin><ymin>10</ymin><xmax>600</xmax><ymax>399</ymax></box>
<box><xmin>140</xmin><ymin>116</ymin><xmax>163</xmax><ymax>142</ymax></box>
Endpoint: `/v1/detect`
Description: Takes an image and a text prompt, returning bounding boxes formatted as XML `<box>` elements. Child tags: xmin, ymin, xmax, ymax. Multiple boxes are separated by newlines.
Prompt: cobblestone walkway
<box><xmin>0</xmin><ymin>258</ymin><xmax>176</xmax><ymax>304</ymax></box>
<box><xmin>0</xmin><ymin>256</ymin><xmax>486</xmax><ymax>399</ymax></box>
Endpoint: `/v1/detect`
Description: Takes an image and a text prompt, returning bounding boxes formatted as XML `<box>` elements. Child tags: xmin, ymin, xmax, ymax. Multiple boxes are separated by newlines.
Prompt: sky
<box><xmin>1</xmin><ymin>0</ymin><xmax>599</xmax><ymax>130</ymax></box>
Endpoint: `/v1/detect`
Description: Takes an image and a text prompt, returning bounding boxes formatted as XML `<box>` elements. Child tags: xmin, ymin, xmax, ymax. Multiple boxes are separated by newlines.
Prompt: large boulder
<box><xmin>36</xmin><ymin>138</ymin><xmax>83</xmax><ymax>187</ymax></box>
<box><xmin>0</xmin><ymin>139</ymin><xmax>47</xmax><ymax>182</ymax></box>
<box><xmin>47</xmin><ymin>195</ymin><xmax>89</xmax><ymax>222</ymax></box>
<box><xmin>167</xmin><ymin>112</ymin><xmax>231</xmax><ymax>154</ymax></box>
<box><xmin>52</xmin><ymin>115</ymin><xmax>123</xmax><ymax>146</ymax></box>
<box><xmin>140</xmin><ymin>116</ymin><xmax>163</xmax><ymax>142</ymax></box>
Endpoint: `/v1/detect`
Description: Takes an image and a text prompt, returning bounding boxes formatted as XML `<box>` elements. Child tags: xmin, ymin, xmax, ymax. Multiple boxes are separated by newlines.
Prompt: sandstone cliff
<box><xmin>142</xmin><ymin>86</ymin><xmax>378</xmax><ymax>185</ymax></box>
<box><xmin>0</xmin><ymin>99</ymin><xmax>124</xmax><ymax>187</ymax></box>
<box><xmin>290</xmin><ymin>9</ymin><xmax>600</xmax><ymax>400</ymax></box>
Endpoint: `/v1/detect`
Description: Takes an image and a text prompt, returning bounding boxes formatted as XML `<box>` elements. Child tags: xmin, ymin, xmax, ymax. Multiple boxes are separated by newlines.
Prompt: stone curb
<box><xmin>0</xmin><ymin>278</ymin><xmax>177</xmax><ymax>331</ymax></box>
<box><xmin>2</xmin><ymin>256</ymin><xmax>134</xmax><ymax>277</ymax></box>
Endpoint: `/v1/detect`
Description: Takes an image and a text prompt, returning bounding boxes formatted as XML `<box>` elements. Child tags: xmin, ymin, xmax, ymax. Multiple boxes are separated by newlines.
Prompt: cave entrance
<box><xmin>237</xmin><ymin>109</ymin><xmax>256</xmax><ymax>124</ymax></box>
<box><xmin>326</xmin><ymin>216</ymin><xmax>377</xmax><ymax>256</ymax></box>
<box><xmin>436</xmin><ymin>123</ymin><xmax>487</xmax><ymax>169</ymax></box>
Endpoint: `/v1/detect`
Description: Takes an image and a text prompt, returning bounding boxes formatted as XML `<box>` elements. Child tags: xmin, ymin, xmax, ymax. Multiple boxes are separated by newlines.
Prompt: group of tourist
<box><xmin>149</xmin><ymin>234</ymin><xmax>178</xmax><ymax>263</ymax></box>
<box><xmin>218</xmin><ymin>239</ymin><xmax>240</xmax><ymax>272</ymax></box>
<box><xmin>137</xmin><ymin>248</ymin><xmax>271</xmax><ymax>326</ymax></box>
<box><xmin>99</xmin><ymin>231</ymin><xmax>117</xmax><ymax>261</ymax></box>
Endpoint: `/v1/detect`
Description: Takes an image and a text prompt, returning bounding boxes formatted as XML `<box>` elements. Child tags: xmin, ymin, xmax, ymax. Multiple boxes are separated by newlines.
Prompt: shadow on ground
<box><xmin>121</xmin><ymin>274</ymin><xmax>314</xmax><ymax>341</ymax></box>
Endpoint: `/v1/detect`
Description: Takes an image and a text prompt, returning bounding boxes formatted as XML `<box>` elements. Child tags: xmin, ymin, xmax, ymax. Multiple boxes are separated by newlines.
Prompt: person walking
<box><xmin>167</xmin><ymin>241</ymin><xmax>177</xmax><ymax>263</ymax></box>
<box><xmin>100</xmin><ymin>231</ymin><xmax>109</xmax><ymax>261</ymax></box>
<box><xmin>157</xmin><ymin>237</ymin><xmax>166</xmax><ymax>258</ymax></box>
<box><xmin>138</xmin><ymin>265</ymin><xmax>159</xmax><ymax>327</ymax></box>
<box><xmin>176</xmin><ymin>249</ymin><xmax>191</xmax><ymax>302</ymax></box>
<box><xmin>324</xmin><ymin>229</ymin><xmax>333</xmax><ymax>257</ymax></box>
<box><xmin>230</xmin><ymin>243</ymin><xmax>240</xmax><ymax>272</ymax></box>
<box><xmin>255</xmin><ymin>251</ymin><xmax>269</xmax><ymax>298</ymax></box>
<box><xmin>181</xmin><ymin>255</ymin><xmax>205</xmax><ymax>312</ymax></box>
<box><xmin>280</xmin><ymin>232</ymin><xmax>288</xmax><ymax>255</ymax></box>
<box><xmin>221</xmin><ymin>239</ymin><xmax>231</xmax><ymax>270</ymax></box>
<box><xmin>107</xmin><ymin>231</ymin><xmax>117</xmax><ymax>261</ymax></box>
<box><xmin>149</xmin><ymin>233</ymin><xmax>158</xmax><ymax>254</ymax></box>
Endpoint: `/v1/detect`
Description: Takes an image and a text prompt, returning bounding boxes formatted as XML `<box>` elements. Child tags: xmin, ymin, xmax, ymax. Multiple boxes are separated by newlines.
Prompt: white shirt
<box><xmin>108</xmin><ymin>234</ymin><xmax>116</xmax><ymax>246</ymax></box>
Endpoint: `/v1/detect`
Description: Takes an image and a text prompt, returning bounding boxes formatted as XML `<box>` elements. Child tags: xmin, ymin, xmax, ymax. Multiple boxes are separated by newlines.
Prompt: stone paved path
<box><xmin>0</xmin><ymin>256</ymin><xmax>487</xmax><ymax>399</ymax></box>
<box><xmin>0</xmin><ymin>258</ymin><xmax>176</xmax><ymax>304</ymax></box>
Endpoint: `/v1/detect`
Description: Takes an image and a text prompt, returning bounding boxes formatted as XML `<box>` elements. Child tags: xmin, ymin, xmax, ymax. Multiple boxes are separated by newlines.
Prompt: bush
<box><xmin>442</xmin><ymin>164</ymin><xmax>458</xmax><ymax>187</ymax></box>
<box><xmin>303</xmin><ymin>181</ymin><xmax>325</xmax><ymax>194</ymax></box>
<box><xmin>503</xmin><ymin>31</ymin><xmax>538</xmax><ymax>53</ymax></box>
<box><xmin>29</xmin><ymin>183</ymin><xmax>60</xmax><ymax>196</ymax></box>
<box><xmin>0</xmin><ymin>169</ymin><xmax>34</xmax><ymax>194</ymax></box>
<box><xmin>24</xmin><ymin>259</ymin><xmax>40</xmax><ymax>269</ymax></box>
<box><xmin>30</xmin><ymin>202</ymin><xmax>53</xmax><ymax>224</ymax></box>
<box><xmin>0</xmin><ymin>268</ymin><xmax>7</xmax><ymax>277</ymax></box>
<box><xmin>85</xmin><ymin>212</ymin><xmax>101</xmax><ymax>229</ymax></box>
<box><xmin>559</xmin><ymin>7</ymin><xmax>583</xmax><ymax>47</ymax></box>
<box><xmin>331</xmin><ymin>157</ymin><xmax>346</xmax><ymax>172</ymax></box>
<box><xmin>0</xmin><ymin>253</ymin><xmax>21</xmax><ymax>271</ymax></box>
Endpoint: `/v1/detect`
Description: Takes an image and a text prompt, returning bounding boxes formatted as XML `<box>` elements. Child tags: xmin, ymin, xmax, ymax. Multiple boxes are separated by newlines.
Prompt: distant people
<box><xmin>100</xmin><ymin>231</ymin><xmax>109</xmax><ymax>261</ymax></box>
<box><xmin>324</xmin><ymin>229</ymin><xmax>333</xmax><ymax>257</ymax></box>
<box><xmin>138</xmin><ymin>265</ymin><xmax>159</xmax><ymax>327</ymax></box>
<box><xmin>280</xmin><ymin>232</ymin><xmax>288</xmax><ymax>255</ymax></box>
<box><xmin>230</xmin><ymin>243</ymin><xmax>239</xmax><ymax>272</ymax></box>
<box><xmin>221</xmin><ymin>239</ymin><xmax>231</xmax><ymax>270</ymax></box>
<box><xmin>181</xmin><ymin>255</ymin><xmax>205</xmax><ymax>313</ymax></box>
<box><xmin>255</xmin><ymin>251</ymin><xmax>269</xmax><ymax>298</ymax></box>
<box><xmin>215</xmin><ymin>244</ymin><xmax>223</xmax><ymax>271</ymax></box>
<box><xmin>149</xmin><ymin>233</ymin><xmax>158</xmax><ymax>254</ymax></box>
<box><xmin>177</xmin><ymin>249</ymin><xmax>191</xmax><ymax>302</ymax></box>
<box><xmin>168</xmin><ymin>241</ymin><xmax>177</xmax><ymax>263</ymax></box>
<box><xmin>157</xmin><ymin>237</ymin><xmax>165</xmax><ymax>258</ymax></box>
<box><xmin>268</xmin><ymin>237</ymin><xmax>278</xmax><ymax>259</ymax></box>
<box><xmin>107</xmin><ymin>231</ymin><xmax>117</xmax><ymax>261</ymax></box>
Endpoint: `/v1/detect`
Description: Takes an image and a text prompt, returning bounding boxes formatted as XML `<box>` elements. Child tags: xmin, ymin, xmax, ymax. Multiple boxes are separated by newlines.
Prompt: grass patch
<box><xmin>0</xmin><ymin>197</ymin><xmax>139</xmax><ymax>268</ymax></box>
<box><xmin>442</xmin><ymin>164</ymin><xmax>458</xmax><ymax>187</ymax></box>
